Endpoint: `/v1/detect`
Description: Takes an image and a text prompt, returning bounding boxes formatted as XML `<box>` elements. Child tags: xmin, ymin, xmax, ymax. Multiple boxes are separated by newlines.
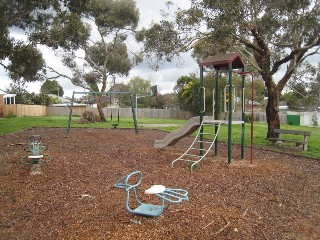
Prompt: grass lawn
<box><xmin>0</xmin><ymin>116</ymin><xmax>319</xmax><ymax>158</ymax></box>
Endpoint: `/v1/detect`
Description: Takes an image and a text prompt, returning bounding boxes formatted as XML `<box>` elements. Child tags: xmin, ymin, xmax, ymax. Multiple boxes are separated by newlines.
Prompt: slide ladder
<box><xmin>172</xmin><ymin>120</ymin><xmax>221</xmax><ymax>171</ymax></box>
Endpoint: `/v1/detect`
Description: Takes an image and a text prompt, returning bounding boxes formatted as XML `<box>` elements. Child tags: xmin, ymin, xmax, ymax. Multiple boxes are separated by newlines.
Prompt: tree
<box><xmin>5</xmin><ymin>82</ymin><xmax>52</xmax><ymax>105</ymax></box>
<box><xmin>0</xmin><ymin>0</ymin><xmax>89</xmax><ymax>83</ymax></box>
<box><xmin>282</xmin><ymin>62</ymin><xmax>320</xmax><ymax>110</ymax></box>
<box><xmin>174</xmin><ymin>75</ymin><xmax>201</xmax><ymax>114</ymax></box>
<box><xmin>109</xmin><ymin>83</ymin><xmax>131</xmax><ymax>107</ymax></box>
<box><xmin>128</xmin><ymin>76</ymin><xmax>152</xmax><ymax>95</ymax></box>
<box><xmin>143</xmin><ymin>1</ymin><xmax>320</xmax><ymax>138</ymax></box>
<box><xmin>61</xmin><ymin>0</ymin><xmax>140</xmax><ymax>121</ymax></box>
<box><xmin>40</xmin><ymin>80</ymin><xmax>64</xmax><ymax>97</ymax></box>
<box><xmin>158</xmin><ymin>93</ymin><xmax>179</xmax><ymax>109</ymax></box>
<box><xmin>128</xmin><ymin>76</ymin><xmax>155</xmax><ymax>108</ymax></box>
<box><xmin>309</xmin><ymin>63</ymin><xmax>320</xmax><ymax>104</ymax></box>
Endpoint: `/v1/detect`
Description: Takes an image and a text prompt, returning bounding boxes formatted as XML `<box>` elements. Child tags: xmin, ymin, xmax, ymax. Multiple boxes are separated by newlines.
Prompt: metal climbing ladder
<box><xmin>172</xmin><ymin>119</ymin><xmax>221</xmax><ymax>171</ymax></box>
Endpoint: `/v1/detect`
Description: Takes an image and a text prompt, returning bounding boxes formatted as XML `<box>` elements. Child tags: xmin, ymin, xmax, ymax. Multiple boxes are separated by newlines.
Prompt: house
<box><xmin>0</xmin><ymin>90</ymin><xmax>16</xmax><ymax>117</ymax></box>
<box><xmin>279</xmin><ymin>101</ymin><xmax>289</xmax><ymax>111</ymax></box>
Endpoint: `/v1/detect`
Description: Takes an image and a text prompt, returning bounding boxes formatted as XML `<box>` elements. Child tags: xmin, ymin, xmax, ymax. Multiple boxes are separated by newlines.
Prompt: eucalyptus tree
<box><xmin>40</xmin><ymin>80</ymin><xmax>64</xmax><ymax>97</ymax></box>
<box><xmin>143</xmin><ymin>0</ymin><xmax>320</xmax><ymax>137</ymax></box>
<box><xmin>128</xmin><ymin>76</ymin><xmax>154</xmax><ymax>108</ymax></box>
<box><xmin>61</xmin><ymin>0</ymin><xmax>140</xmax><ymax>121</ymax></box>
<box><xmin>0</xmin><ymin>0</ymin><xmax>89</xmax><ymax>82</ymax></box>
<box><xmin>283</xmin><ymin>62</ymin><xmax>320</xmax><ymax>109</ymax></box>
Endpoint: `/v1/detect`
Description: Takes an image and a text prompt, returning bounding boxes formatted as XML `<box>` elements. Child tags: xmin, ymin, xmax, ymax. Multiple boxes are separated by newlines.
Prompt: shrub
<box><xmin>311</xmin><ymin>112</ymin><xmax>319</xmax><ymax>127</ymax></box>
<box><xmin>6</xmin><ymin>112</ymin><xmax>17</xmax><ymax>118</ymax></box>
<box><xmin>244</xmin><ymin>113</ymin><xmax>252</xmax><ymax>123</ymax></box>
<box><xmin>77</xmin><ymin>111</ymin><xmax>100</xmax><ymax>124</ymax></box>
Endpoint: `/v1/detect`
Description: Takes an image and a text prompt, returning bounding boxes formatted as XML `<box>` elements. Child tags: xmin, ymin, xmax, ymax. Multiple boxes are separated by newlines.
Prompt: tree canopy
<box><xmin>60</xmin><ymin>0</ymin><xmax>140</xmax><ymax>121</ymax></box>
<box><xmin>0</xmin><ymin>0</ymin><xmax>90</xmax><ymax>82</ymax></box>
<box><xmin>143</xmin><ymin>0</ymin><xmax>320</xmax><ymax>137</ymax></box>
<box><xmin>282</xmin><ymin>62</ymin><xmax>320</xmax><ymax>110</ymax></box>
<box><xmin>40</xmin><ymin>80</ymin><xmax>64</xmax><ymax>97</ymax></box>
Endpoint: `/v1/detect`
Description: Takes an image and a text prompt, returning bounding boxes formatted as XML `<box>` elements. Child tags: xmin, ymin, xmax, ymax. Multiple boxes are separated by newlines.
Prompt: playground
<box><xmin>1</xmin><ymin>127</ymin><xmax>319</xmax><ymax>239</ymax></box>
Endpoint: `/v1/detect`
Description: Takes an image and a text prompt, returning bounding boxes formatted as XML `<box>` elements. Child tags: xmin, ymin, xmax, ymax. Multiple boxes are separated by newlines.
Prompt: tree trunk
<box><xmin>265</xmin><ymin>80</ymin><xmax>281</xmax><ymax>139</ymax></box>
<box><xmin>97</xmin><ymin>94</ymin><xmax>106</xmax><ymax>122</ymax></box>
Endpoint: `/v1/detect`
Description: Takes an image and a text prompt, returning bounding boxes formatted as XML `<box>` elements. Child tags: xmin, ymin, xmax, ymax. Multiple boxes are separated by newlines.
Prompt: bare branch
<box><xmin>271</xmin><ymin>37</ymin><xmax>320</xmax><ymax>75</ymax></box>
<box><xmin>46</xmin><ymin>66</ymin><xmax>72</xmax><ymax>81</ymax></box>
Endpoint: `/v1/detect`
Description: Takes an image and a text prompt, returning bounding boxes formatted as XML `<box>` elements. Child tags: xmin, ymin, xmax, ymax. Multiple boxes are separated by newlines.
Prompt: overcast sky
<box><xmin>1</xmin><ymin>1</ymin><xmax>319</xmax><ymax>97</ymax></box>
<box><xmin>0</xmin><ymin>0</ymin><xmax>199</xmax><ymax>97</ymax></box>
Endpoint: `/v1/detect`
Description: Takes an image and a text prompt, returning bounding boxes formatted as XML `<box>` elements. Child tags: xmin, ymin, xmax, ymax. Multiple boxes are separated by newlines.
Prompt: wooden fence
<box><xmin>48</xmin><ymin>106</ymin><xmax>193</xmax><ymax>120</ymax></box>
<box><xmin>3</xmin><ymin>104</ymin><xmax>46</xmax><ymax>117</ymax></box>
<box><xmin>2</xmin><ymin>104</ymin><xmax>319</xmax><ymax>127</ymax></box>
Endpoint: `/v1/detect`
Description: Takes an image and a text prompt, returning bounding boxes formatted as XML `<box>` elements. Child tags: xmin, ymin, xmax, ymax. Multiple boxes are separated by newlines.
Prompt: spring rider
<box><xmin>115</xmin><ymin>171</ymin><xmax>188</xmax><ymax>217</ymax></box>
<box><xmin>21</xmin><ymin>135</ymin><xmax>52</xmax><ymax>165</ymax></box>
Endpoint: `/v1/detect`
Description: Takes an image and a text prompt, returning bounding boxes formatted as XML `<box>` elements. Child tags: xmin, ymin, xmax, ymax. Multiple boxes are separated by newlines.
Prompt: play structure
<box><xmin>171</xmin><ymin>118</ymin><xmax>221</xmax><ymax>171</ymax></box>
<box><xmin>21</xmin><ymin>135</ymin><xmax>52</xmax><ymax>164</ymax></box>
<box><xmin>154</xmin><ymin>52</ymin><xmax>254</xmax><ymax>166</ymax></box>
<box><xmin>115</xmin><ymin>171</ymin><xmax>188</xmax><ymax>217</ymax></box>
<box><xmin>67</xmin><ymin>91</ymin><xmax>139</xmax><ymax>134</ymax></box>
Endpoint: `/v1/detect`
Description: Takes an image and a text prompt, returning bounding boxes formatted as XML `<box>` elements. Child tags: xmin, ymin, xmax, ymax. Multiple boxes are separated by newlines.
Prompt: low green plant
<box><xmin>6</xmin><ymin>113</ymin><xmax>16</xmax><ymax>118</ymax></box>
<box><xmin>311</xmin><ymin>112</ymin><xmax>318</xmax><ymax>127</ymax></box>
<box><xmin>244</xmin><ymin>114</ymin><xmax>252</xmax><ymax>123</ymax></box>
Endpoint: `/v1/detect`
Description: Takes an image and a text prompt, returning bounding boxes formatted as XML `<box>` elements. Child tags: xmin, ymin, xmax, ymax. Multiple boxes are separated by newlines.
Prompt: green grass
<box><xmin>0</xmin><ymin>116</ymin><xmax>319</xmax><ymax>158</ymax></box>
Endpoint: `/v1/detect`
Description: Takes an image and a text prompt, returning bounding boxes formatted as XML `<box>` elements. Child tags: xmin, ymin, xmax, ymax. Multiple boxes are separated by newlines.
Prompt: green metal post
<box><xmin>214</xmin><ymin>69</ymin><xmax>219</xmax><ymax>155</ymax></box>
<box><xmin>199</xmin><ymin>66</ymin><xmax>204</xmax><ymax>156</ymax></box>
<box><xmin>67</xmin><ymin>91</ymin><xmax>75</xmax><ymax>133</ymax></box>
<box><xmin>241</xmin><ymin>68</ymin><xmax>245</xmax><ymax>159</ymax></box>
<box><xmin>227</xmin><ymin>63</ymin><xmax>233</xmax><ymax>164</ymax></box>
<box><xmin>131</xmin><ymin>95</ymin><xmax>139</xmax><ymax>134</ymax></box>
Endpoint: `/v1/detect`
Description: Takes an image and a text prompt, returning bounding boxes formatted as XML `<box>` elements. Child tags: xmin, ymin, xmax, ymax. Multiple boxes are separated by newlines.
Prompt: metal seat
<box><xmin>115</xmin><ymin>171</ymin><xmax>188</xmax><ymax>217</ymax></box>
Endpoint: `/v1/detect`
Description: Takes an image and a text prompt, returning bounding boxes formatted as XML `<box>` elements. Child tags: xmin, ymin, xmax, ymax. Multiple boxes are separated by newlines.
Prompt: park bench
<box><xmin>267</xmin><ymin>129</ymin><xmax>312</xmax><ymax>151</ymax></box>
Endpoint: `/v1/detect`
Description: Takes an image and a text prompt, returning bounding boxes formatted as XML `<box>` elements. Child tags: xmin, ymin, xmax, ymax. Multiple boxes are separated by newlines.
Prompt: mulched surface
<box><xmin>0</xmin><ymin>127</ymin><xmax>319</xmax><ymax>240</ymax></box>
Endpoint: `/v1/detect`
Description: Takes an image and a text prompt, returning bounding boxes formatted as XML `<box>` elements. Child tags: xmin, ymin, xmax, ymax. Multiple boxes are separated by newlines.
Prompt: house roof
<box><xmin>200</xmin><ymin>52</ymin><xmax>245</xmax><ymax>69</ymax></box>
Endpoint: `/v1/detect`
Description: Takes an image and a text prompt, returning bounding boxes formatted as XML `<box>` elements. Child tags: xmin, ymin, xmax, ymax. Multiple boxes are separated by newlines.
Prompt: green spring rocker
<box><xmin>115</xmin><ymin>171</ymin><xmax>188</xmax><ymax>217</ymax></box>
<box><xmin>21</xmin><ymin>135</ymin><xmax>51</xmax><ymax>164</ymax></box>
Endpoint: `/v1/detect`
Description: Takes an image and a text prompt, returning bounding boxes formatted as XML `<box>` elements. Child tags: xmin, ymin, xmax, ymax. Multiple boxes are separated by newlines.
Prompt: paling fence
<box><xmin>2</xmin><ymin>104</ymin><xmax>320</xmax><ymax>127</ymax></box>
<box><xmin>3</xmin><ymin>104</ymin><xmax>46</xmax><ymax>117</ymax></box>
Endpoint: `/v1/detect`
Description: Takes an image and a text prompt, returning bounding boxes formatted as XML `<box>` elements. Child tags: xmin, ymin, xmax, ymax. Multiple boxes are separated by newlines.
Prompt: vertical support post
<box><xmin>199</xmin><ymin>66</ymin><xmax>204</xmax><ymax>156</ymax></box>
<box><xmin>250</xmin><ymin>73</ymin><xmax>254</xmax><ymax>163</ymax></box>
<box><xmin>67</xmin><ymin>91</ymin><xmax>75</xmax><ymax>133</ymax></box>
<box><xmin>131</xmin><ymin>95</ymin><xmax>139</xmax><ymax>134</ymax></box>
<box><xmin>135</xmin><ymin>94</ymin><xmax>138</xmax><ymax>122</ymax></box>
<box><xmin>241</xmin><ymin>68</ymin><xmax>245</xmax><ymax>159</ymax></box>
<box><xmin>214</xmin><ymin>68</ymin><xmax>219</xmax><ymax>155</ymax></box>
<box><xmin>227</xmin><ymin>63</ymin><xmax>233</xmax><ymax>164</ymax></box>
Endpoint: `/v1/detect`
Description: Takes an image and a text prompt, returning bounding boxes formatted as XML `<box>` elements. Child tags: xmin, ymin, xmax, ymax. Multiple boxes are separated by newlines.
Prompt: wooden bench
<box><xmin>267</xmin><ymin>129</ymin><xmax>312</xmax><ymax>151</ymax></box>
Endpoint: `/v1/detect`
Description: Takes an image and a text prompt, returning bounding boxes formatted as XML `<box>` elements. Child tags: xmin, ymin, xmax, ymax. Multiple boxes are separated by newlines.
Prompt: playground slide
<box><xmin>153</xmin><ymin>116</ymin><xmax>201</xmax><ymax>149</ymax></box>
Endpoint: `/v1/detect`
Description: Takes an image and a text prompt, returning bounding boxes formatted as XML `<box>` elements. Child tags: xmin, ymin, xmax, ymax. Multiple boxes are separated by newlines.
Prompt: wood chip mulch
<box><xmin>0</xmin><ymin>127</ymin><xmax>319</xmax><ymax>239</ymax></box>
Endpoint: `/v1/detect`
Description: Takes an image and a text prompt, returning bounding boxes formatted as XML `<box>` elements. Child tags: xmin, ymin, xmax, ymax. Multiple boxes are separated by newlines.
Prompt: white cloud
<box><xmin>0</xmin><ymin>0</ymin><xmax>195</xmax><ymax>97</ymax></box>
<box><xmin>1</xmin><ymin>1</ymin><xmax>318</xmax><ymax>97</ymax></box>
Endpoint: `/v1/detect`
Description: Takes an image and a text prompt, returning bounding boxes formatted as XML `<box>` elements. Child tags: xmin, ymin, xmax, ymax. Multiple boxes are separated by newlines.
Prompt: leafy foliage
<box><xmin>60</xmin><ymin>0</ymin><xmax>140</xmax><ymax>121</ymax></box>
<box><xmin>282</xmin><ymin>62</ymin><xmax>320</xmax><ymax>110</ymax></box>
<box><xmin>40</xmin><ymin>80</ymin><xmax>64</xmax><ymax>97</ymax></box>
<box><xmin>143</xmin><ymin>0</ymin><xmax>320</xmax><ymax>137</ymax></box>
<box><xmin>5</xmin><ymin>81</ymin><xmax>52</xmax><ymax>106</ymax></box>
<box><xmin>0</xmin><ymin>0</ymin><xmax>89</xmax><ymax>82</ymax></box>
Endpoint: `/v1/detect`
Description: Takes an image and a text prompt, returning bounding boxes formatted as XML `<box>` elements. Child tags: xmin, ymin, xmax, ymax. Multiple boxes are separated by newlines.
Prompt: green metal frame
<box><xmin>67</xmin><ymin>91</ymin><xmax>139</xmax><ymax>134</ymax></box>
<box><xmin>115</xmin><ymin>171</ymin><xmax>188</xmax><ymax>217</ymax></box>
<box><xmin>199</xmin><ymin>64</ymin><xmax>246</xmax><ymax>164</ymax></box>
